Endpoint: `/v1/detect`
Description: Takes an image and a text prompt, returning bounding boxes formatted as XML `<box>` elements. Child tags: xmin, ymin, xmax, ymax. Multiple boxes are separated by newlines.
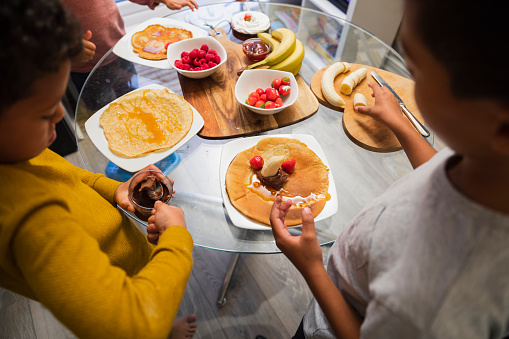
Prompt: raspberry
<box><xmin>180</xmin><ymin>51</ymin><xmax>189</xmax><ymax>59</ymax></box>
<box><xmin>208</xmin><ymin>61</ymin><xmax>217</xmax><ymax>68</ymax></box>
<box><xmin>189</xmin><ymin>49</ymin><xmax>199</xmax><ymax>59</ymax></box>
<box><xmin>214</xmin><ymin>55</ymin><xmax>221</xmax><ymax>64</ymax></box>
<box><xmin>208</xmin><ymin>49</ymin><xmax>217</xmax><ymax>55</ymax></box>
<box><xmin>200</xmin><ymin>44</ymin><xmax>209</xmax><ymax>52</ymax></box>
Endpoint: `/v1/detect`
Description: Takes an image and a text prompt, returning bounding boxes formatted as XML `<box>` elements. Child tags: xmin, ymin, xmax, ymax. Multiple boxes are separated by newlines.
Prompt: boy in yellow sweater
<box><xmin>0</xmin><ymin>1</ymin><xmax>195</xmax><ymax>338</ymax></box>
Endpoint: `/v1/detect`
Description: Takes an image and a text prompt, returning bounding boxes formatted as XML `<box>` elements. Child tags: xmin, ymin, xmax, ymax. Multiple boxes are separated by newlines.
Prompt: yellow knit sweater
<box><xmin>0</xmin><ymin>149</ymin><xmax>193</xmax><ymax>339</ymax></box>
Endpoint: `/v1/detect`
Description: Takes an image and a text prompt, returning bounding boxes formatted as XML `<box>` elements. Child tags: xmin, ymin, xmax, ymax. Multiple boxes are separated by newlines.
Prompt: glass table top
<box><xmin>75</xmin><ymin>1</ymin><xmax>434</xmax><ymax>253</ymax></box>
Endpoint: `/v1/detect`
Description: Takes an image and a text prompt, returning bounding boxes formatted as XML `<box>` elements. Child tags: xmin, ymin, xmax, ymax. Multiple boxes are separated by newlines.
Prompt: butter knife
<box><xmin>371</xmin><ymin>71</ymin><xmax>430</xmax><ymax>138</ymax></box>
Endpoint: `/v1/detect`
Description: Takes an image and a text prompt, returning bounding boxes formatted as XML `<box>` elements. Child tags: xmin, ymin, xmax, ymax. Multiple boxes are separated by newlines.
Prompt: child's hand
<box><xmin>270</xmin><ymin>196</ymin><xmax>324</xmax><ymax>277</ymax></box>
<box><xmin>114</xmin><ymin>164</ymin><xmax>164</xmax><ymax>213</ymax></box>
<box><xmin>71</xmin><ymin>30</ymin><xmax>96</xmax><ymax>67</ymax></box>
<box><xmin>158</xmin><ymin>0</ymin><xmax>198</xmax><ymax>11</ymax></box>
<box><xmin>146</xmin><ymin>201</ymin><xmax>186</xmax><ymax>245</ymax></box>
<box><xmin>355</xmin><ymin>82</ymin><xmax>409</xmax><ymax>131</ymax></box>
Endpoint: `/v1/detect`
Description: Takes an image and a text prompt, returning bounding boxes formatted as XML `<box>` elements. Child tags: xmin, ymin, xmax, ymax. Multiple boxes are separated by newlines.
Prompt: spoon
<box><xmin>147</xmin><ymin>181</ymin><xmax>164</xmax><ymax>200</ymax></box>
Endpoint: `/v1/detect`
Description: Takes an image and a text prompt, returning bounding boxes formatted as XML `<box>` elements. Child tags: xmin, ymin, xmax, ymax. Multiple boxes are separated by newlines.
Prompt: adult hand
<box><xmin>355</xmin><ymin>82</ymin><xmax>408</xmax><ymax>131</ymax></box>
<box><xmin>270</xmin><ymin>196</ymin><xmax>324</xmax><ymax>277</ymax></box>
<box><xmin>71</xmin><ymin>30</ymin><xmax>96</xmax><ymax>67</ymax></box>
<box><xmin>114</xmin><ymin>164</ymin><xmax>166</xmax><ymax>213</ymax></box>
<box><xmin>159</xmin><ymin>0</ymin><xmax>198</xmax><ymax>11</ymax></box>
<box><xmin>147</xmin><ymin>201</ymin><xmax>186</xmax><ymax>245</ymax></box>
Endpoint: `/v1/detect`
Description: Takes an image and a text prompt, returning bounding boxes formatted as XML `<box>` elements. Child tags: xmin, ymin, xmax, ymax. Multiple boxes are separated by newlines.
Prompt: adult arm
<box><xmin>13</xmin><ymin>203</ymin><xmax>193</xmax><ymax>339</ymax></box>
<box><xmin>129</xmin><ymin>0</ymin><xmax>198</xmax><ymax>11</ymax></box>
<box><xmin>356</xmin><ymin>83</ymin><xmax>437</xmax><ymax>169</ymax></box>
<box><xmin>271</xmin><ymin>197</ymin><xmax>362</xmax><ymax>339</ymax></box>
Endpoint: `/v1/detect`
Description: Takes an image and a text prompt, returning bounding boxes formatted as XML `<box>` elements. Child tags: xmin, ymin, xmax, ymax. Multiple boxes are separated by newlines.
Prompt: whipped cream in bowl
<box><xmin>231</xmin><ymin>11</ymin><xmax>270</xmax><ymax>36</ymax></box>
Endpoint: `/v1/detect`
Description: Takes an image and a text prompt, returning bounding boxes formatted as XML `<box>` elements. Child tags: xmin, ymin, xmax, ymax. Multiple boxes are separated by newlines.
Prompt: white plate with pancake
<box><xmin>85</xmin><ymin>84</ymin><xmax>204</xmax><ymax>172</ymax></box>
<box><xmin>220</xmin><ymin>134</ymin><xmax>338</xmax><ymax>230</ymax></box>
<box><xmin>113</xmin><ymin>17</ymin><xmax>208</xmax><ymax>70</ymax></box>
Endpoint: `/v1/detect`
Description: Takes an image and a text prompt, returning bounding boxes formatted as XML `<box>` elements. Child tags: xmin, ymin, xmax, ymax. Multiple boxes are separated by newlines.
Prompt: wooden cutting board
<box><xmin>310</xmin><ymin>63</ymin><xmax>425</xmax><ymax>152</ymax></box>
<box><xmin>177</xmin><ymin>28</ymin><xmax>319</xmax><ymax>139</ymax></box>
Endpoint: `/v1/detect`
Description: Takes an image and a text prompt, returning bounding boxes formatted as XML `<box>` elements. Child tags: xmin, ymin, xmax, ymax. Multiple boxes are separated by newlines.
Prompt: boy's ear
<box><xmin>492</xmin><ymin>106</ymin><xmax>509</xmax><ymax>156</ymax></box>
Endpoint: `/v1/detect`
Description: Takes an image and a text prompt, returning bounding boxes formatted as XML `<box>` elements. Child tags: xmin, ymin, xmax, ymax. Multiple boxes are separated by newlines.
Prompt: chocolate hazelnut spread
<box><xmin>255</xmin><ymin>168</ymin><xmax>289</xmax><ymax>191</ymax></box>
<box><xmin>131</xmin><ymin>175</ymin><xmax>171</xmax><ymax>221</ymax></box>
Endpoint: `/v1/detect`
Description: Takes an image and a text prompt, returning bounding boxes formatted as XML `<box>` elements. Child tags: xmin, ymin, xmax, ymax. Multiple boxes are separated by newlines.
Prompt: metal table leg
<box><xmin>216</xmin><ymin>253</ymin><xmax>241</xmax><ymax>307</ymax></box>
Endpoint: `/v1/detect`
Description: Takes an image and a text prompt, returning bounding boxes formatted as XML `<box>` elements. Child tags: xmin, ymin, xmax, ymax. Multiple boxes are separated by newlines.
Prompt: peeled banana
<box><xmin>269</xmin><ymin>39</ymin><xmax>304</xmax><ymax>72</ymax></box>
<box><xmin>340</xmin><ymin>68</ymin><xmax>367</xmax><ymax>95</ymax></box>
<box><xmin>261</xmin><ymin>155</ymin><xmax>286</xmax><ymax>177</ymax></box>
<box><xmin>248</xmin><ymin>28</ymin><xmax>296</xmax><ymax>69</ymax></box>
<box><xmin>320</xmin><ymin>62</ymin><xmax>351</xmax><ymax>107</ymax></box>
<box><xmin>353</xmin><ymin>93</ymin><xmax>367</xmax><ymax>107</ymax></box>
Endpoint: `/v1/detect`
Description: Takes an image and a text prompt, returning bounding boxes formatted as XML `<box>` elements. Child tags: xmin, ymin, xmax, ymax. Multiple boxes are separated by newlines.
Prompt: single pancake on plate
<box><xmin>225</xmin><ymin>137</ymin><xmax>329</xmax><ymax>226</ymax></box>
<box><xmin>131</xmin><ymin>24</ymin><xmax>193</xmax><ymax>60</ymax></box>
<box><xmin>99</xmin><ymin>88</ymin><xmax>193</xmax><ymax>157</ymax></box>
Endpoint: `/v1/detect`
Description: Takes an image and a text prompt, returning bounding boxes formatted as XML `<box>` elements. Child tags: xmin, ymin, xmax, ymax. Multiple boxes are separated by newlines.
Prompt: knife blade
<box><xmin>371</xmin><ymin>71</ymin><xmax>430</xmax><ymax>138</ymax></box>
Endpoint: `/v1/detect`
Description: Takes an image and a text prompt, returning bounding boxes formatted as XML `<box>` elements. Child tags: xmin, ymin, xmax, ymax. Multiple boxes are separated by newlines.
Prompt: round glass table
<box><xmin>75</xmin><ymin>1</ymin><xmax>434</xmax><ymax>254</ymax></box>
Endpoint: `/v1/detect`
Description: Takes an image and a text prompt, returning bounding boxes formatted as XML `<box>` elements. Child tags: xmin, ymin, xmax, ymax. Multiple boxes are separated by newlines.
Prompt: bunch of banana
<box><xmin>249</xmin><ymin>28</ymin><xmax>305</xmax><ymax>76</ymax></box>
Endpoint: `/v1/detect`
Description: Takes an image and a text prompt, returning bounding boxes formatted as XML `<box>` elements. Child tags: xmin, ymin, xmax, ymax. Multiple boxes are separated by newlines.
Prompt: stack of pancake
<box><xmin>226</xmin><ymin>137</ymin><xmax>329</xmax><ymax>226</ymax></box>
<box><xmin>131</xmin><ymin>24</ymin><xmax>193</xmax><ymax>60</ymax></box>
<box><xmin>99</xmin><ymin>88</ymin><xmax>193</xmax><ymax>157</ymax></box>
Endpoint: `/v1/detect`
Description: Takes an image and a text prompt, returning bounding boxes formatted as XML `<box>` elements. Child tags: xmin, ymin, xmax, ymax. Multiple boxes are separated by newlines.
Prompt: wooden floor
<box><xmin>0</xmin><ymin>151</ymin><xmax>330</xmax><ymax>339</ymax></box>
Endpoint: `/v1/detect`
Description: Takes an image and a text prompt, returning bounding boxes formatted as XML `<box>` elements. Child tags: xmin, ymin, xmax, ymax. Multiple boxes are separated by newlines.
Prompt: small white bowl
<box><xmin>235</xmin><ymin>69</ymin><xmax>298</xmax><ymax>115</ymax></box>
<box><xmin>167</xmin><ymin>36</ymin><xmax>227</xmax><ymax>79</ymax></box>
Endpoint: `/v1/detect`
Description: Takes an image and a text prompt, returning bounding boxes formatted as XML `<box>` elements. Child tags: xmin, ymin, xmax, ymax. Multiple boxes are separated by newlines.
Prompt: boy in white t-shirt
<box><xmin>270</xmin><ymin>0</ymin><xmax>509</xmax><ymax>338</ymax></box>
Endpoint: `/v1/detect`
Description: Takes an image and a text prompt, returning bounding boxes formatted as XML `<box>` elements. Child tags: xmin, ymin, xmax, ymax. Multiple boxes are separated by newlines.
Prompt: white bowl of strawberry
<box><xmin>235</xmin><ymin>69</ymin><xmax>298</xmax><ymax>115</ymax></box>
<box><xmin>166</xmin><ymin>36</ymin><xmax>227</xmax><ymax>79</ymax></box>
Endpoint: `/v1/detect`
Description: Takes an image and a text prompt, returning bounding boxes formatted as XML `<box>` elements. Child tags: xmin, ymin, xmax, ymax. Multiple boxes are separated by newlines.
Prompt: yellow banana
<box><xmin>269</xmin><ymin>39</ymin><xmax>305</xmax><ymax>72</ymax></box>
<box><xmin>248</xmin><ymin>28</ymin><xmax>296</xmax><ymax>69</ymax></box>
<box><xmin>257</xmin><ymin>32</ymin><xmax>280</xmax><ymax>54</ymax></box>
<box><xmin>321</xmin><ymin>62</ymin><xmax>350</xmax><ymax>107</ymax></box>
<box><xmin>288</xmin><ymin>61</ymin><xmax>302</xmax><ymax>76</ymax></box>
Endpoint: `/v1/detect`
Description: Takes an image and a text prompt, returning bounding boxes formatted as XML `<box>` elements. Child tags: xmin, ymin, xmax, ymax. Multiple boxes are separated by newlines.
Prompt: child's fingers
<box><xmin>147</xmin><ymin>233</ymin><xmax>159</xmax><ymax>245</ymax></box>
<box><xmin>300</xmin><ymin>207</ymin><xmax>317</xmax><ymax>239</ymax></box>
<box><xmin>83</xmin><ymin>29</ymin><xmax>92</xmax><ymax>40</ymax></box>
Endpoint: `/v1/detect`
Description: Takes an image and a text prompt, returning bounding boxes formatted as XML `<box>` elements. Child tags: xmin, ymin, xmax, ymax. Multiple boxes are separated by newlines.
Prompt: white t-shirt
<box><xmin>304</xmin><ymin>148</ymin><xmax>509</xmax><ymax>338</ymax></box>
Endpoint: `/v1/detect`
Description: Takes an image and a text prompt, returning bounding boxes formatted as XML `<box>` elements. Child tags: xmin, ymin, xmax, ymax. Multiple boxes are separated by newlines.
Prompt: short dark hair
<box><xmin>0</xmin><ymin>0</ymin><xmax>82</xmax><ymax>113</ymax></box>
<box><xmin>407</xmin><ymin>0</ymin><xmax>506</xmax><ymax>102</ymax></box>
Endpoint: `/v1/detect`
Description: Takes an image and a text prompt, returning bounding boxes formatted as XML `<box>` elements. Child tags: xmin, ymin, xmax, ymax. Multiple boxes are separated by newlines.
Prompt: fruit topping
<box><xmin>249</xmin><ymin>156</ymin><xmax>264</xmax><ymax>169</ymax></box>
<box><xmin>281</xmin><ymin>158</ymin><xmax>296</xmax><ymax>174</ymax></box>
<box><xmin>244</xmin><ymin>13</ymin><xmax>252</xmax><ymax>21</ymax></box>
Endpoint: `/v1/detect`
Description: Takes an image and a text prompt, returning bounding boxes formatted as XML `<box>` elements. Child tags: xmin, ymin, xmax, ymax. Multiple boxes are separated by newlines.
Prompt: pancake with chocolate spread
<box><xmin>225</xmin><ymin>137</ymin><xmax>329</xmax><ymax>226</ymax></box>
<box><xmin>131</xmin><ymin>24</ymin><xmax>193</xmax><ymax>60</ymax></box>
<box><xmin>99</xmin><ymin>88</ymin><xmax>193</xmax><ymax>157</ymax></box>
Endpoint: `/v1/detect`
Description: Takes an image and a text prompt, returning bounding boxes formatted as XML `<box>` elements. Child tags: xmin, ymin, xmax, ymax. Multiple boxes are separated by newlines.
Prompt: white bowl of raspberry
<box><xmin>167</xmin><ymin>36</ymin><xmax>227</xmax><ymax>79</ymax></box>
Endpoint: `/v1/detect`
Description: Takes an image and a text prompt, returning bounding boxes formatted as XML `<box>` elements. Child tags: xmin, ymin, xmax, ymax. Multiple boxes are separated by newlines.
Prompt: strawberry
<box><xmin>249</xmin><ymin>155</ymin><xmax>263</xmax><ymax>169</ymax></box>
<box><xmin>271</xmin><ymin>78</ymin><xmax>281</xmax><ymax>90</ymax></box>
<box><xmin>281</xmin><ymin>158</ymin><xmax>296</xmax><ymax>174</ymax></box>
<box><xmin>265</xmin><ymin>88</ymin><xmax>279</xmax><ymax>101</ymax></box>
<box><xmin>281</xmin><ymin>76</ymin><xmax>290</xmax><ymax>86</ymax></box>
<box><xmin>244</xmin><ymin>13</ymin><xmax>252</xmax><ymax>21</ymax></box>
<box><xmin>279</xmin><ymin>85</ymin><xmax>291</xmax><ymax>96</ymax></box>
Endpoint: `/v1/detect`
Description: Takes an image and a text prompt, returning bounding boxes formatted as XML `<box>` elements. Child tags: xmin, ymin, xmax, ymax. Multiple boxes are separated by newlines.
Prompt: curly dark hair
<box><xmin>407</xmin><ymin>0</ymin><xmax>507</xmax><ymax>102</ymax></box>
<box><xmin>0</xmin><ymin>0</ymin><xmax>82</xmax><ymax>113</ymax></box>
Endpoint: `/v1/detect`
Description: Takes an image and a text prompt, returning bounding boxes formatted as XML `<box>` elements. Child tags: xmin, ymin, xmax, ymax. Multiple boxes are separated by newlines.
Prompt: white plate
<box><xmin>85</xmin><ymin>84</ymin><xmax>204</xmax><ymax>172</ymax></box>
<box><xmin>220</xmin><ymin>134</ymin><xmax>338</xmax><ymax>230</ymax></box>
<box><xmin>112</xmin><ymin>18</ymin><xmax>208</xmax><ymax>70</ymax></box>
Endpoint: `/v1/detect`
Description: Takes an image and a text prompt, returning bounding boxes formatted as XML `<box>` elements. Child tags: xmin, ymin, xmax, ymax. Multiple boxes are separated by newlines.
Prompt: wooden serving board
<box><xmin>310</xmin><ymin>63</ymin><xmax>425</xmax><ymax>152</ymax></box>
<box><xmin>178</xmin><ymin>28</ymin><xmax>319</xmax><ymax>139</ymax></box>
